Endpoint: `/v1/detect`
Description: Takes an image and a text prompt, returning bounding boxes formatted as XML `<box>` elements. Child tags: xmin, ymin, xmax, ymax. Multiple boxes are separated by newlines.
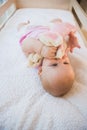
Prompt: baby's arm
<box><xmin>21</xmin><ymin>37</ymin><xmax>43</xmax><ymax>56</ymax></box>
<box><xmin>67</xmin><ymin>32</ymin><xmax>80</xmax><ymax>52</ymax></box>
<box><xmin>21</xmin><ymin>37</ymin><xmax>57</xmax><ymax>59</ymax></box>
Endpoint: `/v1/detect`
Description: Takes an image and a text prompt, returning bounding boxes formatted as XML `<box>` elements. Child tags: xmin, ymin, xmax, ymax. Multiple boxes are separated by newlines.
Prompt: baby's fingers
<box><xmin>49</xmin><ymin>52</ymin><xmax>56</xmax><ymax>58</ymax></box>
<box><xmin>51</xmin><ymin>46</ymin><xmax>58</xmax><ymax>50</ymax></box>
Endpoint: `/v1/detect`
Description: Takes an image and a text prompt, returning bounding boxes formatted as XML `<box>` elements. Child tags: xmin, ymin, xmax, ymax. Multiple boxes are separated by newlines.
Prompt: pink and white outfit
<box><xmin>19</xmin><ymin>25</ymin><xmax>49</xmax><ymax>45</ymax></box>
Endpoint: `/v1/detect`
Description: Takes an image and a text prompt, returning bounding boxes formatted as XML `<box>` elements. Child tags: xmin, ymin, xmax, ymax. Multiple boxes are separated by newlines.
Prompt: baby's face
<box><xmin>40</xmin><ymin>56</ymin><xmax>75</xmax><ymax>88</ymax></box>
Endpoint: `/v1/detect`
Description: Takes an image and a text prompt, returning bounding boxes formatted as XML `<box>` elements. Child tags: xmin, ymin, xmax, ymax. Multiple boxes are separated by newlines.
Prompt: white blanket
<box><xmin>0</xmin><ymin>8</ymin><xmax>87</xmax><ymax>130</ymax></box>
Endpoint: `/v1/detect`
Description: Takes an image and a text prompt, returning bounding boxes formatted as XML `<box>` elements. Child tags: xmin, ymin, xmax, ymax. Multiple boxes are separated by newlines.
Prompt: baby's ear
<box><xmin>38</xmin><ymin>66</ymin><xmax>42</xmax><ymax>75</ymax></box>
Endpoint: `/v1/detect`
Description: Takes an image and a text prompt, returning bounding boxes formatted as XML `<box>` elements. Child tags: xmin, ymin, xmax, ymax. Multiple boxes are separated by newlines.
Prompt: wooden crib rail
<box><xmin>0</xmin><ymin>0</ymin><xmax>16</xmax><ymax>16</ymax></box>
<box><xmin>70</xmin><ymin>0</ymin><xmax>87</xmax><ymax>46</ymax></box>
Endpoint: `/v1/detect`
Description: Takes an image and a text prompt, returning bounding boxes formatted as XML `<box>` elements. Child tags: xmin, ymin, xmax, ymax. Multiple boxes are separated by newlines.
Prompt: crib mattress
<box><xmin>0</xmin><ymin>8</ymin><xmax>87</xmax><ymax>130</ymax></box>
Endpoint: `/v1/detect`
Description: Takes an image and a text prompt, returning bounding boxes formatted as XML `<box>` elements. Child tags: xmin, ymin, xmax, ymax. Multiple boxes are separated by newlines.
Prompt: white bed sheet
<box><xmin>0</xmin><ymin>8</ymin><xmax>87</xmax><ymax>130</ymax></box>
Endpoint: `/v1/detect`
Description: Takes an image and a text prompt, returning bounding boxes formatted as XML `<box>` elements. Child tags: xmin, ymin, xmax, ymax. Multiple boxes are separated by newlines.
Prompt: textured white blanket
<box><xmin>0</xmin><ymin>9</ymin><xmax>87</xmax><ymax>130</ymax></box>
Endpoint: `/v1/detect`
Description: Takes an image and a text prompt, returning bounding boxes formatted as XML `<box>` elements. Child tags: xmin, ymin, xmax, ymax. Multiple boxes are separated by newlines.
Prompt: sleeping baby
<box><xmin>17</xmin><ymin>19</ymin><xmax>80</xmax><ymax>97</ymax></box>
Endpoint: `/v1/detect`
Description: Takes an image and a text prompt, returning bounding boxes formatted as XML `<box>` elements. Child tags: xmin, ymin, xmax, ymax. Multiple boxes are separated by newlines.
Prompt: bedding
<box><xmin>0</xmin><ymin>8</ymin><xmax>87</xmax><ymax>130</ymax></box>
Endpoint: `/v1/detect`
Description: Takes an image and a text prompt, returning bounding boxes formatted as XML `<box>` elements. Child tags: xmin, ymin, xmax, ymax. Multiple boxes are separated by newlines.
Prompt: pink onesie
<box><xmin>19</xmin><ymin>25</ymin><xmax>49</xmax><ymax>45</ymax></box>
<box><xmin>19</xmin><ymin>23</ymin><xmax>80</xmax><ymax>52</ymax></box>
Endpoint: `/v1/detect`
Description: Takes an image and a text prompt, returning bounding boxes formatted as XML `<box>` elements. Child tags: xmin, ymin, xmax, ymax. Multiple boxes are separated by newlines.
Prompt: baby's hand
<box><xmin>68</xmin><ymin>32</ymin><xmax>80</xmax><ymax>52</ymax></box>
<box><xmin>41</xmin><ymin>45</ymin><xmax>57</xmax><ymax>59</ymax></box>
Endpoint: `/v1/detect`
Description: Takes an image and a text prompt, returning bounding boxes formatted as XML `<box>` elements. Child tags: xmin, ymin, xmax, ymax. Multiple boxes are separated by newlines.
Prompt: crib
<box><xmin>0</xmin><ymin>0</ymin><xmax>87</xmax><ymax>130</ymax></box>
